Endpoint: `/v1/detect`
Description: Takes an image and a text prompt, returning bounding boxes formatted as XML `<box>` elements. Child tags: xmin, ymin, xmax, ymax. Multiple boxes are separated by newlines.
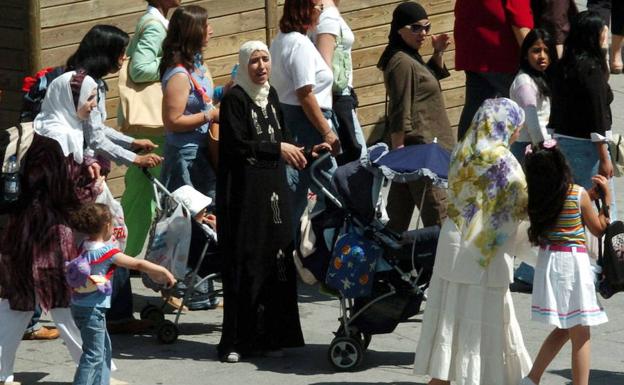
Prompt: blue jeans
<box><xmin>281</xmin><ymin>104</ymin><xmax>337</xmax><ymax>238</ymax></box>
<box><xmin>161</xmin><ymin>144</ymin><xmax>216</xmax><ymax>198</ymax></box>
<box><xmin>71</xmin><ymin>306</ymin><xmax>111</xmax><ymax>385</ymax></box>
<box><xmin>558</xmin><ymin>136</ymin><xmax>618</xmax><ymax>220</ymax></box>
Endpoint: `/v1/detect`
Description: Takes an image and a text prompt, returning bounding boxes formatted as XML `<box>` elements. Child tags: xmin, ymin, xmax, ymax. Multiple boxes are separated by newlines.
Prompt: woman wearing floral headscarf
<box><xmin>414</xmin><ymin>98</ymin><xmax>533</xmax><ymax>385</ymax></box>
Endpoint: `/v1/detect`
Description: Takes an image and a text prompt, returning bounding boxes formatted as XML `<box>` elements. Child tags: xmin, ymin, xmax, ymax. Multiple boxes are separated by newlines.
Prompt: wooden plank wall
<box><xmin>2</xmin><ymin>0</ymin><xmax>461</xmax><ymax>196</ymax></box>
<box><xmin>0</xmin><ymin>1</ymin><xmax>29</xmax><ymax>129</ymax></box>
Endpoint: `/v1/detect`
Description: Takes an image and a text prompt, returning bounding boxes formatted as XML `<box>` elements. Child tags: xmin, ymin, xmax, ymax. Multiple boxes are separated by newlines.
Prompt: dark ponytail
<box><xmin>524</xmin><ymin>143</ymin><xmax>573</xmax><ymax>245</ymax></box>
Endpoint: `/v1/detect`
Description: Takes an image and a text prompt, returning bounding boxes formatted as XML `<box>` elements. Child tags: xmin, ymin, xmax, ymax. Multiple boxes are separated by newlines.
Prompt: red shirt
<box><xmin>454</xmin><ymin>0</ymin><xmax>534</xmax><ymax>73</ymax></box>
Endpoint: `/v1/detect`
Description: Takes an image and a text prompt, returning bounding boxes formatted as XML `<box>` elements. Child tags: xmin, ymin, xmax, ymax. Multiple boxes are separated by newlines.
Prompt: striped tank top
<box><xmin>544</xmin><ymin>184</ymin><xmax>585</xmax><ymax>246</ymax></box>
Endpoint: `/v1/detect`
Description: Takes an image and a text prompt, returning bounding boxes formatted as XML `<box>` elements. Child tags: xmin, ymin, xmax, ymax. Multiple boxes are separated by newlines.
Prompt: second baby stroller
<box><xmin>296</xmin><ymin>143</ymin><xmax>449</xmax><ymax>371</ymax></box>
<box><xmin>139</xmin><ymin>169</ymin><xmax>221</xmax><ymax>344</ymax></box>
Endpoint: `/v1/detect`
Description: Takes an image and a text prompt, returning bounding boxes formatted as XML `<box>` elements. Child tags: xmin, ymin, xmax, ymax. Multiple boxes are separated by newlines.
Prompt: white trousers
<box><xmin>0</xmin><ymin>298</ymin><xmax>96</xmax><ymax>382</ymax></box>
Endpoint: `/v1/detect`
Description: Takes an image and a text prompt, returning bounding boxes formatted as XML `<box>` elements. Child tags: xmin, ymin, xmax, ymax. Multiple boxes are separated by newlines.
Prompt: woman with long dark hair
<box><xmin>509</xmin><ymin>28</ymin><xmax>557</xmax><ymax>161</ymax></box>
<box><xmin>159</xmin><ymin>5</ymin><xmax>220</xmax><ymax>197</ymax></box>
<box><xmin>550</xmin><ymin>10</ymin><xmax>617</xmax><ymax>218</ymax></box>
<box><xmin>64</xmin><ymin>25</ymin><xmax>162</xmax><ymax>170</ymax></box>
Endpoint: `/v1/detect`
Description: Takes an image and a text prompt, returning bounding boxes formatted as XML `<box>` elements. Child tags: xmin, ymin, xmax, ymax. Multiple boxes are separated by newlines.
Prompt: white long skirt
<box><xmin>413</xmin><ymin>272</ymin><xmax>532</xmax><ymax>385</ymax></box>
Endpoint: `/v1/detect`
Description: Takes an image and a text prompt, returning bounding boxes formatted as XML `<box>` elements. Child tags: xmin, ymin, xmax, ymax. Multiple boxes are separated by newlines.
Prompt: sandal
<box><xmin>610</xmin><ymin>62</ymin><xmax>623</xmax><ymax>74</ymax></box>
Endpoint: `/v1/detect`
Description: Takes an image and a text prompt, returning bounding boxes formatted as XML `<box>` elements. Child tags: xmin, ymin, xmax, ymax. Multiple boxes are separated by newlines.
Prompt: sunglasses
<box><xmin>405</xmin><ymin>22</ymin><xmax>432</xmax><ymax>34</ymax></box>
<box><xmin>313</xmin><ymin>3</ymin><xmax>324</xmax><ymax>12</ymax></box>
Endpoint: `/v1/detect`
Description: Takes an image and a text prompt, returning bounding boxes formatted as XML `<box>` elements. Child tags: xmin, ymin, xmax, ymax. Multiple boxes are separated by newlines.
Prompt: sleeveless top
<box><xmin>162</xmin><ymin>63</ymin><xmax>214</xmax><ymax>147</ymax></box>
<box><xmin>544</xmin><ymin>184</ymin><xmax>586</xmax><ymax>246</ymax></box>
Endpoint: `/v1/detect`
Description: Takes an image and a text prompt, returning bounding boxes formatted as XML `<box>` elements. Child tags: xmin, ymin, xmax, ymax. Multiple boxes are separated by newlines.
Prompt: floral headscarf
<box><xmin>447</xmin><ymin>98</ymin><xmax>528</xmax><ymax>268</ymax></box>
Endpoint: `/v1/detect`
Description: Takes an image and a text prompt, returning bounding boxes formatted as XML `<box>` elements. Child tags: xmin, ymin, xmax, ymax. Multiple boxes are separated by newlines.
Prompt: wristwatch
<box><xmin>602</xmin><ymin>205</ymin><xmax>610</xmax><ymax>219</ymax></box>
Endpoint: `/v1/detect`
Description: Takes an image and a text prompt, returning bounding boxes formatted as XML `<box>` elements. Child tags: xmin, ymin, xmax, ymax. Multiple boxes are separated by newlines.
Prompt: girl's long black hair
<box><xmin>66</xmin><ymin>25</ymin><xmax>130</xmax><ymax>80</ymax></box>
<box><xmin>519</xmin><ymin>28</ymin><xmax>557</xmax><ymax>97</ymax></box>
<box><xmin>524</xmin><ymin>143</ymin><xmax>574</xmax><ymax>245</ymax></box>
<box><xmin>560</xmin><ymin>11</ymin><xmax>608</xmax><ymax>76</ymax></box>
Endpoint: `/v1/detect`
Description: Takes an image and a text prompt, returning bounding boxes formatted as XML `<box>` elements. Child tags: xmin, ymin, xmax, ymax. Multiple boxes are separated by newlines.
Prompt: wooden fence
<box><xmin>0</xmin><ymin>0</ymin><xmax>462</xmax><ymax>196</ymax></box>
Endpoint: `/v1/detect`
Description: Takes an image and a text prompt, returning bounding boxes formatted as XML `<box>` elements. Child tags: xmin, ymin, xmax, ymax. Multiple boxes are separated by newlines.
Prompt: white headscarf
<box><xmin>235</xmin><ymin>41</ymin><xmax>271</xmax><ymax>108</ymax></box>
<box><xmin>34</xmin><ymin>71</ymin><xmax>98</xmax><ymax>164</ymax></box>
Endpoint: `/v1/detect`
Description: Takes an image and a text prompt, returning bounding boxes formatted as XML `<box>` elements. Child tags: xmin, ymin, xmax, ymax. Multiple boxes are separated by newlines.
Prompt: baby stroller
<box><xmin>139</xmin><ymin>169</ymin><xmax>221</xmax><ymax>344</ymax></box>
<box><xmin>297</xmin><ymin>143</ymin><xmax>449</xmax><ymax>371</ymax></box>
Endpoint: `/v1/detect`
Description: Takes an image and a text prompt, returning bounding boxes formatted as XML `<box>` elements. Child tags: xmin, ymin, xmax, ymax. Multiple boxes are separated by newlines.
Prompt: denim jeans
<box><xmin>280</xmin><ymin>103</ymin><xmax>337</xmax><ymax>239</ymax></box>
<box><xmin>25</xmin><ymin>304</ymin><xmax>42</xmax><ymax>333</ymax></box>
<box><xmin>160</xmin><ymin>144</ymin><xmax>216</xmax><ymax>198</ymax></box>
<box><xmin>71</xmin><ymin>305</ymin><xmax>111</xmax><ymax>385</ymax></box>
<box><xmin>557</xmin><ymin>136</ymin><xmax>618</xmax><ymax>220</ymax></box>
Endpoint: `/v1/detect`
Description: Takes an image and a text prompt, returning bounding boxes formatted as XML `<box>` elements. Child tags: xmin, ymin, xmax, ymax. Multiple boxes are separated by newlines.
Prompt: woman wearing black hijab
<box><xmin>378</xmin><ymin>2</ymin><xmax>456</xmax><ymax>234</ymax></box>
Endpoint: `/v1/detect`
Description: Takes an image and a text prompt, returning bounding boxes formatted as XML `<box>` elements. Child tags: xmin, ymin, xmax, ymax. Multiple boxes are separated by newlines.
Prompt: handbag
<box><xmin>332</xmin><ymin>27</ymin><xmax>351</xmax><ymax>94</ymax></box>
<box><xmin>118</xmin><ymin>19</ymin><xmax>164</xmax><ymax>134</ymax></box>
<box><xmin>609</xmin><ymin>133</ymin><xmax>624</xmax><ymax>177</ymax></box>
<box><xmin>597</xmin><ymin>220</ymin><xmax>624</xmax><ymax>299</ymax></box>
<box><xmin>179</xmin><ymin>65</ymin><xmax>220</xmax><ymax>169</ymax></box>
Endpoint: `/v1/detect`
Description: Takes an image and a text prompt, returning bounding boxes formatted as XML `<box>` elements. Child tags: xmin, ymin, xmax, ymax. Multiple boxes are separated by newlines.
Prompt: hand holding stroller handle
<box><xmin>309</xmin><ymin>152</ymin><xmax>343</xmax><ymax>209</ymax></box>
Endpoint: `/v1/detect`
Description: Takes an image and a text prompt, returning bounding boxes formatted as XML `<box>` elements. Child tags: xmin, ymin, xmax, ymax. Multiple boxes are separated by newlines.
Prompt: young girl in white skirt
<box><xmin>521</xmin><ymin>140</ymin><xmax>610</xmax><ymax>385</ymax></box>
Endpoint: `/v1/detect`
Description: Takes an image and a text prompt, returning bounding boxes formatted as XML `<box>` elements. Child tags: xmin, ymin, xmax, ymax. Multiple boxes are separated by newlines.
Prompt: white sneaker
<box><xmin>226</xmin><ymin>352</ymin><xmax>241</xmax><ymax>363</ymax></box>
<box><xmin>110</xmin><ymin>378</ymin><xmax>130</xmax><ymax>385</ymax></box>
<box><xmin>519</xmin><ymin>377</ymin><xmax>537</xmax><ymax>385</ymax></box>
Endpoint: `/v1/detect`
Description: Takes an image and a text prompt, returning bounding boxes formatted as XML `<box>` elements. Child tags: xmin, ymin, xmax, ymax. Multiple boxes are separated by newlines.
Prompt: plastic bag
<box><xmin>143</xmin><ymin>202</ymin><xmax>191</xmax><ymax>290</ymax></box>
<box><xmin>95</xmin><ymin>182</ymin><xmax>128</xmax><ymax>252</ymax></box>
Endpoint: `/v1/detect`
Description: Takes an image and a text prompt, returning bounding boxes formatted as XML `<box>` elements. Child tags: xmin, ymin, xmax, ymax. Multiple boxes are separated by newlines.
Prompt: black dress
<box><xmin>216</xmin><ymin>85</ymin><xmax>304</xmax><ymax>358</ymax></box>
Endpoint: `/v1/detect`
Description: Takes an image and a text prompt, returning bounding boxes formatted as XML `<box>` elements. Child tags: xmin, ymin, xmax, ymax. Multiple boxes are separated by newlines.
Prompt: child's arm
<box><xmin>580</xmin><ymin>176</ymin><xmax>611</xmax><ymax>237</ymax></box>
<box><xmin>113</xmin><ymin>253</ymin><xmax>176</xmax><ymax>288</ymax></box>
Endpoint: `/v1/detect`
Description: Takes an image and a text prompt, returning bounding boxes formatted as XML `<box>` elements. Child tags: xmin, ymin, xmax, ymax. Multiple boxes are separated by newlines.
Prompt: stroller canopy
<box><xmin>363</xmin><ymin>142</ymin><xmax>450</xmax><ymax>187</ymax></box>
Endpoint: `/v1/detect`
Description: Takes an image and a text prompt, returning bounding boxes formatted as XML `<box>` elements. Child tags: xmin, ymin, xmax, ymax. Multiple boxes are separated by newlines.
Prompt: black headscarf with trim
<box><xmin>377</xmin><ymin>2</ymin><xmax>428</xmax><ymax>70</ymax></box>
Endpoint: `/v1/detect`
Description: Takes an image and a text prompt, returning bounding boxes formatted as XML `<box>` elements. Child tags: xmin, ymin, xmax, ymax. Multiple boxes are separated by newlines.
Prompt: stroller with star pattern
<box><xmin>295</xmin><ymin>143</ymin><xmax>449</xmax><ymax>371</ymax></box>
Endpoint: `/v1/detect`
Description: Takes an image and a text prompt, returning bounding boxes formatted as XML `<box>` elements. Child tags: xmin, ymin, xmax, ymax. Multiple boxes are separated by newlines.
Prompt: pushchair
<box><xmin>297</xmin><ymin>143</ymin><xmax>449</xmax><ymax>371</ymax></box>
<box><xmin>138</xmin><ymin>169</ymin><xmax>221</xmax><ymax>344</ymax></box>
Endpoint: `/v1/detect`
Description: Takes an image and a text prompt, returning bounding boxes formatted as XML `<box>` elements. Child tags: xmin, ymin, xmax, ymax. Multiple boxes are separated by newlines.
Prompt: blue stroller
<box><xmin>296</xmin><ymin>143</ymin><xmax>450</xmax><ymax>371</ymax></box>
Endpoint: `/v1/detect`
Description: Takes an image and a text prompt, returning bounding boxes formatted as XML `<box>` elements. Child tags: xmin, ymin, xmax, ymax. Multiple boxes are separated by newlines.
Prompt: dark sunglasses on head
<box><xmin>406</xmin><ymin>23</ymin><xmax>432</xmax><ymax>33</ymax></box>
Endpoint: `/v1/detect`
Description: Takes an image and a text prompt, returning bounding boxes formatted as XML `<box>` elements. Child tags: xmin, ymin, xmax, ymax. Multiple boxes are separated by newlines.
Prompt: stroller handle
<box><xmin>309</xmin><ymin>152</ymin><xmax>343</xmax><ymax>209</ymax></box>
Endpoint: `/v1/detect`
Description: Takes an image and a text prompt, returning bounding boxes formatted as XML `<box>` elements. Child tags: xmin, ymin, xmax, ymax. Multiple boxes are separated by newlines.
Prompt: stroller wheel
<box><xmin>156</xmin><ymin>320</ymin><xmax>178</xmax><ymax>344</ymax></box>
<box><xmin>141</xmin><ymin>305</ymin><xmax>165</xmax><ymax>323</ymax></box>
<box><xmin>328</xmin><ymin>336</ymin><xmax>363</xmax><ymax>371</ymax></box>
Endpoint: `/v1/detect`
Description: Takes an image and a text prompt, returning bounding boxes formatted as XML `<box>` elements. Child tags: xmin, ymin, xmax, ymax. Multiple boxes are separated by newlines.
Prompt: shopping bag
<box><xmin>95</xmin><ymin>183</ymin><xmax>128</xmax><ymax>252</ymax></box>
<box><xmin>325</xmin><ymin>230</ymin><xmax>382</xmax><ymax>298</ymax></box>
<box><xmin>143</xmin><ymin>202</ymin><xmax>191</xmax><ymax>290</ymax></box>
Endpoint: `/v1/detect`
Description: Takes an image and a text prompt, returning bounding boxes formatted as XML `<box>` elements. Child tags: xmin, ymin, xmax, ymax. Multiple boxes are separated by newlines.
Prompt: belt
<box><xmin>541</xmin><ymin>244</ymin><xmax>587</xmax><ymax>253</ymax></box>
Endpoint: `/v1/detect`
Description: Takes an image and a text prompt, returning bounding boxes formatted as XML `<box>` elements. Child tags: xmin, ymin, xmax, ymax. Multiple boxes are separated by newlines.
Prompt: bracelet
<box><xmin>602</xmin><ymin>205</ymin><xmax>610</xmax><ymax>218</ymax></box>
<box><xmin>203</xmin><ymin>110</ymin><xmax>211</xmax><ymax>123</ymax></box>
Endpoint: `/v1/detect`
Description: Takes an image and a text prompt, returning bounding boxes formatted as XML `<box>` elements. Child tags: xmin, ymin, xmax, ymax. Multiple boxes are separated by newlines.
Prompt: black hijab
<box><xmin>377</xmin><ymin>2</ymin><xmax>428</xmax><ymax>70</ymax></box>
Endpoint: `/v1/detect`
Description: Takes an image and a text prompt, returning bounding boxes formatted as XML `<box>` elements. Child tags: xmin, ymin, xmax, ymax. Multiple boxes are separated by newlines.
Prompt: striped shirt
<box><xmin>544</xmin><ymin>184</ymin><xmax>585</xmax><ymax>246</ymax></box>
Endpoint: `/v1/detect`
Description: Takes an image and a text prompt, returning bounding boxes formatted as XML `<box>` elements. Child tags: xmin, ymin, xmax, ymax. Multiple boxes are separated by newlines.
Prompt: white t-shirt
<box><xmin>509</xmin><ymin>71</ymin><xmax>551</xmax><ymax>143</ymax></box>
<box><xmin>309</xmin><ymin>6</ymin><xmax>355</xmax><ymax>95</ymax></box>
<box><xmin>269</xmin><ymin>31</ymin><xmax>333</xmax><ymax>109</ymax></box>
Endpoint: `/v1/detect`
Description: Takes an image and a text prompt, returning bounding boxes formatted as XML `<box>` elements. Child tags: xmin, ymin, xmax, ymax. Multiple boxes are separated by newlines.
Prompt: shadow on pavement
<box><xmin>550</xmin><ymin>368</ymin><xmax>624</xmax><ymax>384</ymax></box>
<box><xmin>111</xmin><ymin>334</ymin><xmax>217</xmax><ymax>361</ymax></box>
<box><xmin>12</xmin><ymin>371</ymin><xmax>70</xmax><ymax>385</ymax></box>
<box><xmin>248</xmin><ymin>344</ymin><xmax>415</xmax><ymax>376</ymax></box>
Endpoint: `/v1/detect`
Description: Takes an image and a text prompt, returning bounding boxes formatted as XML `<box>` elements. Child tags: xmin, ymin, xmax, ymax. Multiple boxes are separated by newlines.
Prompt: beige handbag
<box><xmin>118</xmin><ymin>21</ymin><xmax>164</xmax><ymax>135</ymax></box>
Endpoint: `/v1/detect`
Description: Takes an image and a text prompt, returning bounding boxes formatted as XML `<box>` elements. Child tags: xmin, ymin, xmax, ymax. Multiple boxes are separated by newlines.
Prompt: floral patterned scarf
<box><xmin>447</xmin><ymin>98</ymin><xmax>528</xmax><ymax>268</ymax></box>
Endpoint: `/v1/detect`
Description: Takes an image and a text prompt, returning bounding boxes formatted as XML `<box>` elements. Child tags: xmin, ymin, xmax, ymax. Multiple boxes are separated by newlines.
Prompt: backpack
<box><xmin>20</xmin><ymin>66</ymin><xmax>66</xmax><ymax>123</ymax></box>
<box><xmin>65</xmin><ymin>246</ymin><xmax>120</xmax><ymax>296</ymax></box>
<box><xmin>597</xmin><ymin>220</ymin><xmax>624</xmax><ymax>299</ymax></box>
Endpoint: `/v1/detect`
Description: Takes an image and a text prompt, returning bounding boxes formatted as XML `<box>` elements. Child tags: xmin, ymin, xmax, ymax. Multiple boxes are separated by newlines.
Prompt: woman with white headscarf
<box><xmin>216</xmin><ymin>41</ymin><xmax>328</xmax><ymax>363</ymax></box>
<box><xmin>0</xmin><ymin>71</ymin><xmax>109</xmax><ymax>384</ymax></box>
